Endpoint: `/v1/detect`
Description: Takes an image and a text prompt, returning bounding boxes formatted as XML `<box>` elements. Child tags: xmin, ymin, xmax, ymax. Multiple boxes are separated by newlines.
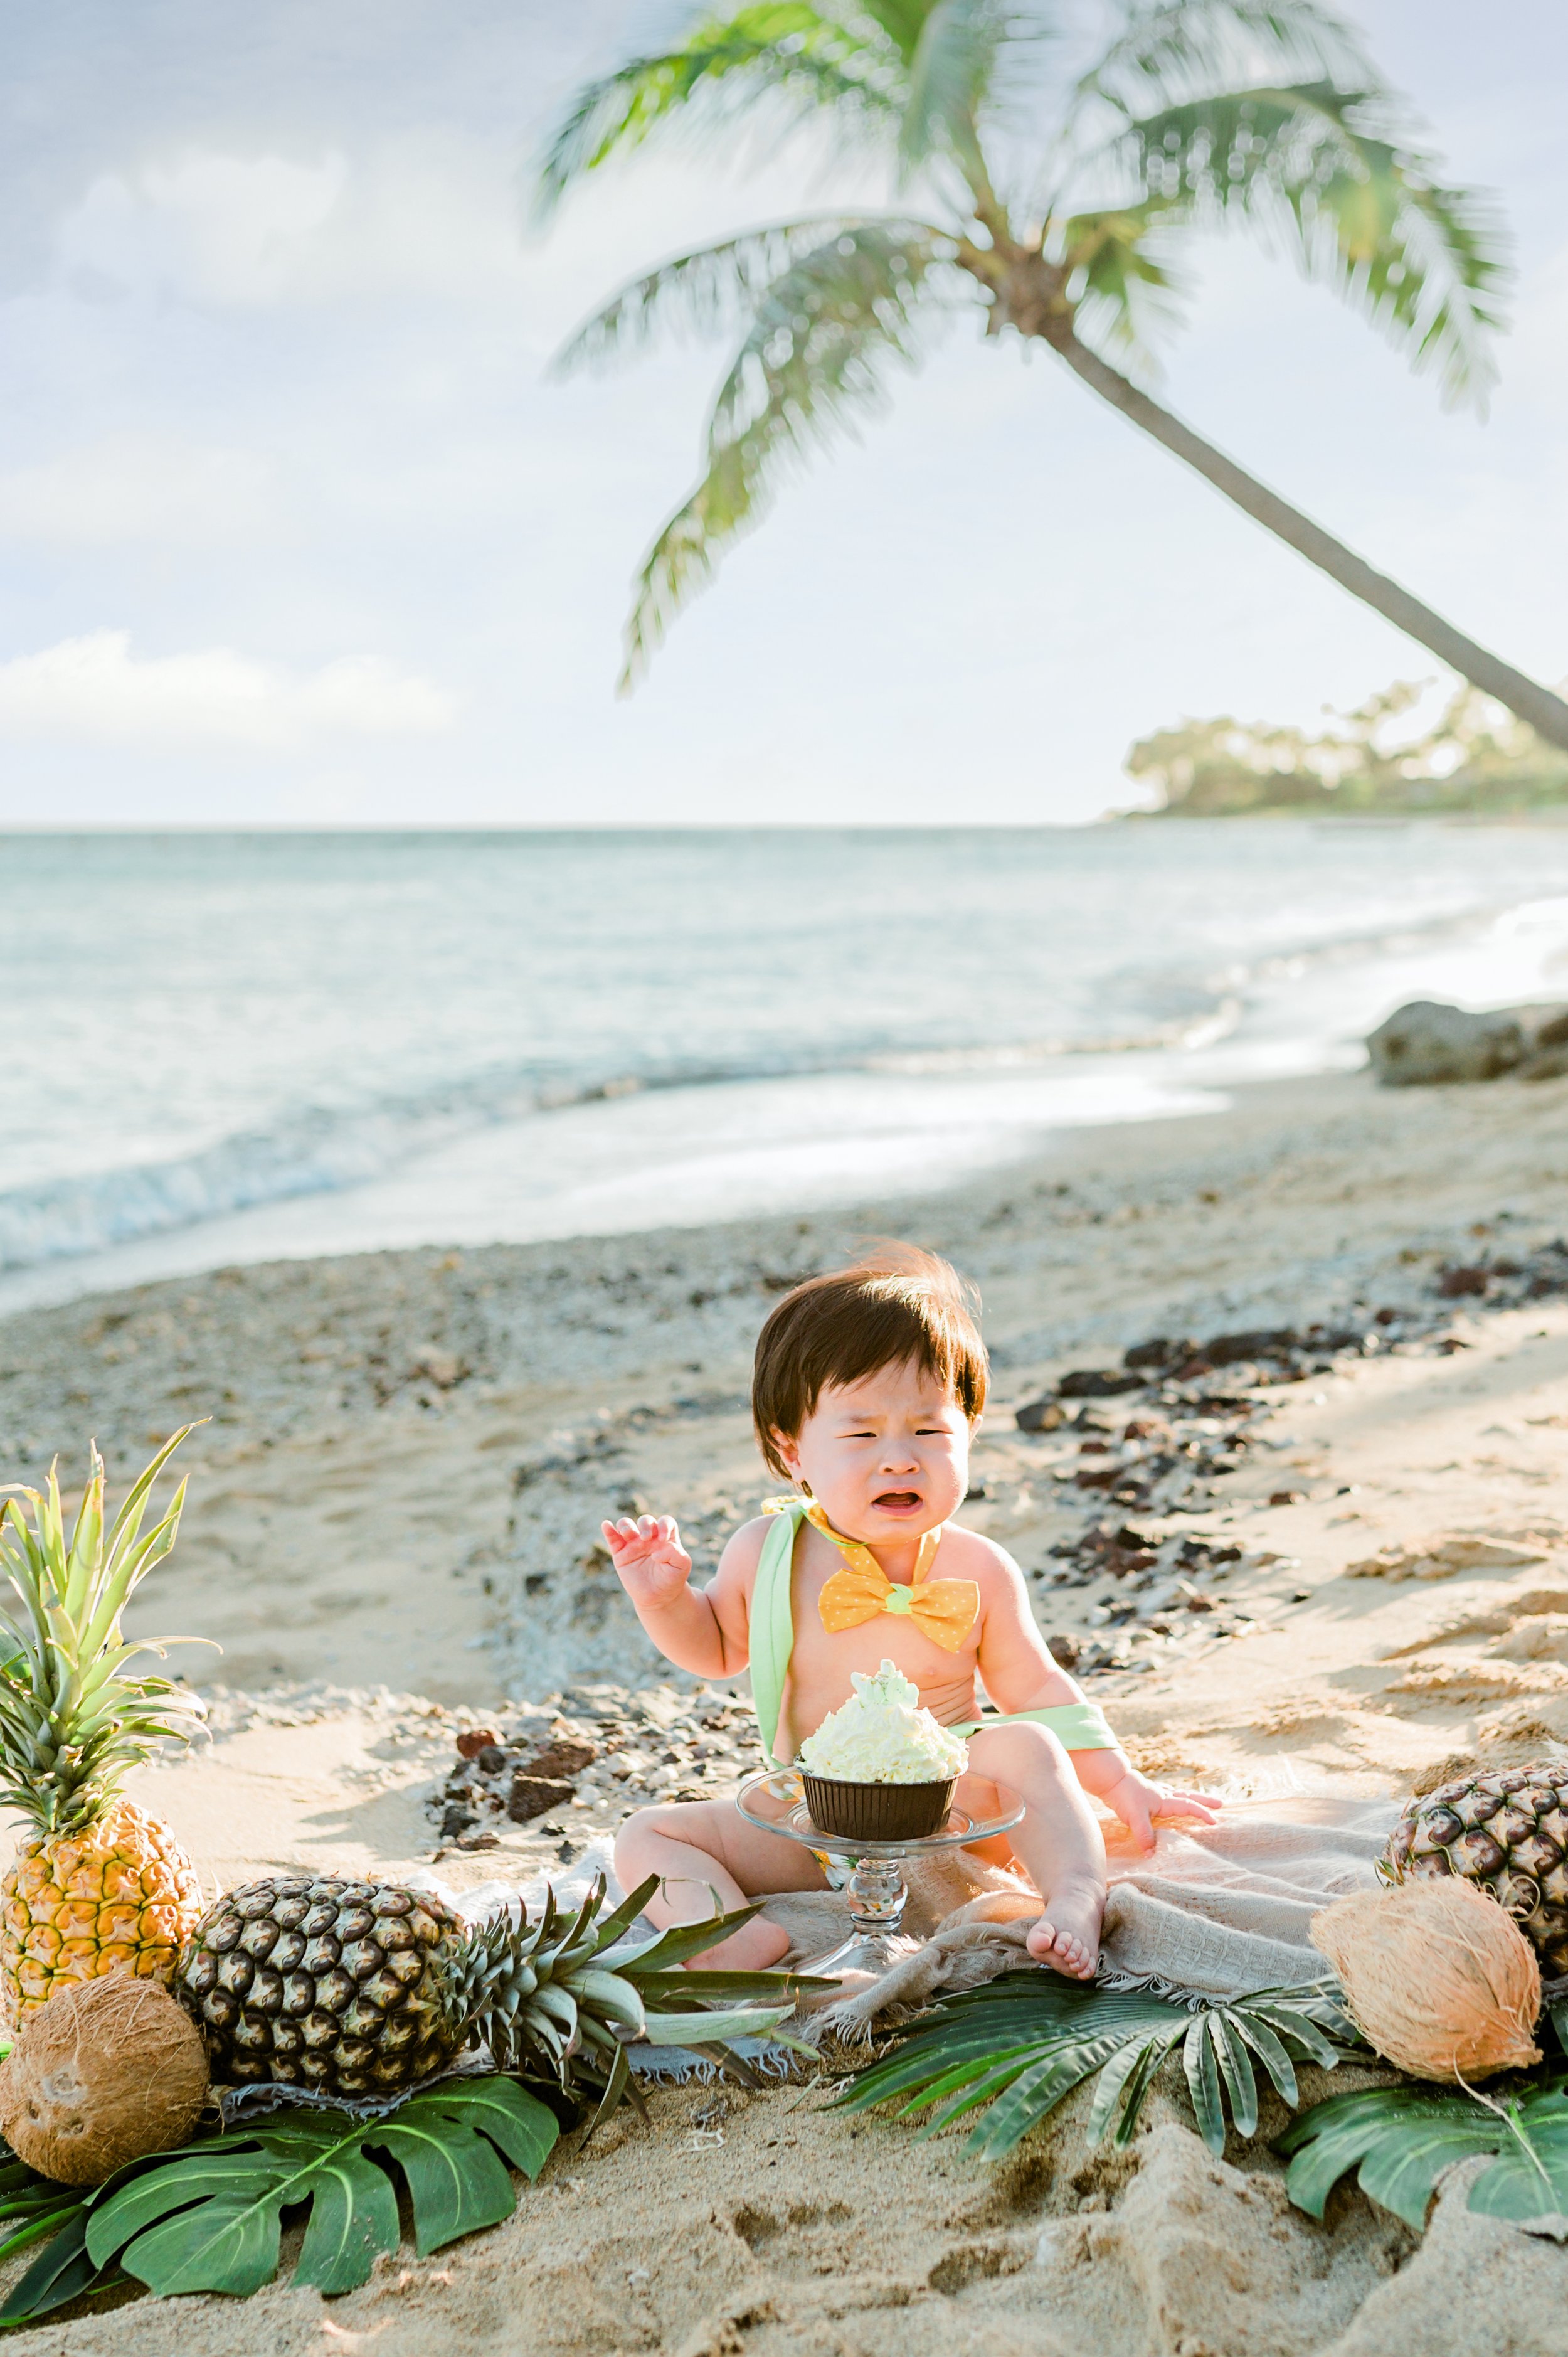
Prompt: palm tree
<box><xmin>539</xmin><ymin>1</ymin><xmax>1568</xmax><ymax>752</ymax></box>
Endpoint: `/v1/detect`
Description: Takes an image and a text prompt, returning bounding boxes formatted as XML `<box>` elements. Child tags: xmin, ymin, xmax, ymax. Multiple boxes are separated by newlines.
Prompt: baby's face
<box><xmin>776</xmin><ymin>1359</ymin><xmax>971</xmax><ymax>1541</ymax></box>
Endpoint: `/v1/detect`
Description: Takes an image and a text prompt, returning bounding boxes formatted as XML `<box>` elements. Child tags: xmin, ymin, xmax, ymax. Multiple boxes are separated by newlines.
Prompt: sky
<box><xmin>0</xmin><ymin>0</ymin><xmax>1564</xmax><ymax>828</ymax></box>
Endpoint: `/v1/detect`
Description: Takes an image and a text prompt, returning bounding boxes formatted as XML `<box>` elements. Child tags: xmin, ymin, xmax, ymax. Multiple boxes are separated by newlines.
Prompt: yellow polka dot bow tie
<box><xmin>763</xmin><ymin>1497</ymin><xmax>980</xmax><ymax>1652</ymax></box>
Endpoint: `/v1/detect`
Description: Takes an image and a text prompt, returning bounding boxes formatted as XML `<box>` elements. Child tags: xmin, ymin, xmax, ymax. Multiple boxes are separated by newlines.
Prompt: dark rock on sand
<box><xmin>508</xmin><ymin>1772</ymin><xmax>578</xmax><ymax>1822</ymax></box>
<box><xmin>1438</xmin><ymin>1264</ymin><xmax>1491</xmax><ymax>1298</ymax></box>
<box><xmin>524</xmin><ymin>1738</ymin><xmax>598</xmax><ymax>1780</ymax></box>
<box><xmin>1428</xmin><ymin>1238</ymin><xmax>1568</xmax><ymax>1306</ymax></box>
<box><xmin>1201</xmin><ymin>1327</ymin><xmax>1300</xmax><ymax>1365</ymax></box>
<box><xmin>1122</xmin><ymin>1337</ymin><xmax>1195</xmax><ymax>1370</ymax></box>
<box><xmin>1015</xmin><ymin>1397</ymin><xmax>1066</xmax><ymax>1432</ymax></box>
<box><xmin>1057</xmin><ymin>1368</ymin><xmax>1147</xmax><ymax>1398</ymax></box>
<box><xmin>1367</xmin><ymin>998</ymin><xmax>1568</xmax><ymax>1086</ymax></box>
<box><xmin>455</xmin><ymin>1727</ymin><xmax>502</xmax><ymax>1760</ymax></box>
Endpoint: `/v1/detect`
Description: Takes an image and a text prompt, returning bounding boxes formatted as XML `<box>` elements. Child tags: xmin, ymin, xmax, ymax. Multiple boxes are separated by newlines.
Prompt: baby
<box><xmin>603</xmin><ymin>1246</ymin><xmax>1218</xmax><ymax>1976</ymax></box>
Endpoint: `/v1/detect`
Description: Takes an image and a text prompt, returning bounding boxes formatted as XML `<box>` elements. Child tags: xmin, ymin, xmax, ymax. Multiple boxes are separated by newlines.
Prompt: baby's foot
<box><xmin>1025</xmin><ymin>1881</ymin><xmax>1103</xmax><ymax>1980</ymax></box>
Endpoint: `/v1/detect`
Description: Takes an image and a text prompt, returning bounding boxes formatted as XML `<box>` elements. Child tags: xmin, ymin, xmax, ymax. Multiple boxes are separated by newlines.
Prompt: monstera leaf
<box><xmin>0</xmin><ymin>2078</ymin><xmax>558</xmax><ymax>2324</ymax></box>
<box><xmin>837</xmin><ymin>1971</ymin><xmax>1357</xmax><ymax>2159</ymax></box>
<box><xmin>0</xmin><ymin>2147</ymin><xmax>115</xmax><ymax>2329</ymax></box>
<box><xmin>1279</xmin><ymin>2079</ymin><xmax>1568</xmax><ymax>2232</ymax></box>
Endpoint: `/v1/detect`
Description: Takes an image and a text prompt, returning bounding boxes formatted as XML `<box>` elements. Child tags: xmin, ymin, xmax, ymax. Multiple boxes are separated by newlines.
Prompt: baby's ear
<box><xmin>769</xmin><ymin>1429</ymin><xmax>802</xmax><ymax>1477</ymax></box>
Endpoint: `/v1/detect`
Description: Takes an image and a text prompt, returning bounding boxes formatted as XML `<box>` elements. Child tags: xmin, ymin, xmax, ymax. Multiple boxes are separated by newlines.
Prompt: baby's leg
<box><xmin>963</xmin><ymin>1723</ymin><xmax>1107</xmax><ymax>1979</ymax></box>
<box><xmin>615</xmin><ymin>1798</ymin><xmax>827</xmax><ymax>1969</ymax></box>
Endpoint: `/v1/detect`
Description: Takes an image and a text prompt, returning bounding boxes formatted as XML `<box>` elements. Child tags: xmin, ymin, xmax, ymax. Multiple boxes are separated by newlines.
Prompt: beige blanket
<box><xmin>759</xmin><ymin>1793</ymin><xmax>1397</xmax><ymax>2038</ymax></box>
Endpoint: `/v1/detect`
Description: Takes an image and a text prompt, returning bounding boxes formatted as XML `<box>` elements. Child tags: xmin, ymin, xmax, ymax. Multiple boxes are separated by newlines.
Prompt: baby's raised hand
<box><xmin>601</xmin><ymin>1514</ymin><xmax>692</xmax><ymax>1609</ymax></box>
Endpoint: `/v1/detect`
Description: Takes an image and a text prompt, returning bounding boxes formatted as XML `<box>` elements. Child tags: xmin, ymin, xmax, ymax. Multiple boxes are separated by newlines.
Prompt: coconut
<box><xmin>1311</xmin><ymin>1878</ymin><xmax>1542</xmax><ymax>2082</ymax></box>
<box><xmin>0</xmin><ymin>1975</ymin><xmax>210</xmax><ymax>2184</ymax></box>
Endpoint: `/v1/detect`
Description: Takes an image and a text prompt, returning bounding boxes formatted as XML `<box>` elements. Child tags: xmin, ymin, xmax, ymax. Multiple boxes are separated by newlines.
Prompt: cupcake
<box><xmin>797</xmin><ymin>1661</ymin><xmax>969</xmax><ymax>1841</ymax></box>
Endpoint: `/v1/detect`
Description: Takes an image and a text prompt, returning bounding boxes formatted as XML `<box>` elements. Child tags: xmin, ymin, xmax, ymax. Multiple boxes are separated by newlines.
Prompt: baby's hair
<box><xmin>751</xmin><ymin>1243</ymin><xmax>988</xmax><ymax>1479</ymax></box>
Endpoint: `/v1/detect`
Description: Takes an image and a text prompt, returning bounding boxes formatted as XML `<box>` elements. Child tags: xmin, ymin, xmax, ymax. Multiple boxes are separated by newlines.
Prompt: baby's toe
<box><xmin>1027</xmin><ymin>1919</ymin><xmax>1098</xmax><ymax>1979</ymax></box>
<box><xmin>1025</xmin><ymin>1917</ymin><xmax>1059</xmax><ymax>1961</ymax></box>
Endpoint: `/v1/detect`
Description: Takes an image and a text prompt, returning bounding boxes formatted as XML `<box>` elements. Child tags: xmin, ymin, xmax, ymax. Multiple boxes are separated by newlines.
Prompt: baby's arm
<box><xmin>600</xmin><ymin>1513</ymin><xmax>760</xmax><ymax>1679</ymax></box>
<box><xmin>973</xmin><ymin>1540</ymin><xmax>1219</xmax><ymax>1850</ymax></box>
<box><xmin>971</xmin><ymin>1538</ymin><xmax>1106</xmax><ymax>1721</ymax></box>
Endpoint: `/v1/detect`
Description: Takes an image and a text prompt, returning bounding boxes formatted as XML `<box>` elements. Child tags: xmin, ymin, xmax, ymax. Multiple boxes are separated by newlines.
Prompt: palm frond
<box><xmin>536</xmin><ymin>6</ymin><xmax>899</xmax><ymax>213</ymax></box>
<box><xmin>835</xmin><ymin>1972</ymin><xmax>1359</xmax><ymax>2160</ymax></box>
<box><xmin>899</xmin><ymin>0</ymin><xmax>1009</xmax><ymax>179</ymax></box>
<box><xmin>857</xmin><ymin>1</ymin><xmax>943</xmax><ymax>66</ymax></box>
<box><xmin>1075</xmin><ymin>0</ymin><xmax>1376</xmax><ymax>123</ymax></box>
<box><xmin>1114</xmin><ymin>82</ymin><xmax>1510</xmax><ymax>409</ymax></box>
<box><xmin>620</xmin><ymin>221</ymin><xmax>955</xmax><ymax>686</ymax></box>
<box><xmin>553</xmin><ymin>217</ymin><xmax>884</xmax><ymax>375</ymax></box>
<box><xmin>1054</xmin><ymin>200</ymin><xmax>1188</xmax><ymax>364</ymax></box>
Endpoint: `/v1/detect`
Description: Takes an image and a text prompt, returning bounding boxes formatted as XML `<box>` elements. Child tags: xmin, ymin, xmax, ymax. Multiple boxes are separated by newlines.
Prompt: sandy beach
<box><xmin>3</xmin><ymin>1062</ymin><xmax>1568</xmax><ymax>2353</ymax></box>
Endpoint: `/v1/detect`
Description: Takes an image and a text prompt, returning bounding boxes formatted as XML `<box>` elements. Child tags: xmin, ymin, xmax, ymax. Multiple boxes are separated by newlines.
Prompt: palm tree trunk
<box><xmin>1051</xmin><ymin>331</ymin><xmax>1568</xmax><ymax>755</ymax></box>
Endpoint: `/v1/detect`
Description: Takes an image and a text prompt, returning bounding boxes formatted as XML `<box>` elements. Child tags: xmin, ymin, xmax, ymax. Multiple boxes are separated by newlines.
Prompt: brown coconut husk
<box><xmin>1311</xmin><ymin>1878</ymin><xmax>1542</xmax><ymax>2082</ymax></box>
<box><xmin>0</xmin><ymin>1975</ymin><xmax>210</xmax><ymax>2184</ymax></box>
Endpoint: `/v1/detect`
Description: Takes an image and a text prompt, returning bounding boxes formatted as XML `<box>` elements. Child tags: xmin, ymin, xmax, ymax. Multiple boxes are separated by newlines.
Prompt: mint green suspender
<box><xmin>746</xmin><ymin>1499</ymin><xmax>1118</xmax><ymax>1769</ymax></box>
<box><xmin>748</xmin><ymin>1504</ymin><xmax>800</xmax><ymax>1770</ymax></box>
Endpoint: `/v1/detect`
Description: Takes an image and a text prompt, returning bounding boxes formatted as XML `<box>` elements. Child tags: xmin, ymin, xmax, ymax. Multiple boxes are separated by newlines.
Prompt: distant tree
<box><xmin>1123</xmin><ymin>676</ymin><xmax>1568</xmax><ymax>814</ymax></box>
<box><xmin>540</xmin><ymin>1</ymin><xmax>1568</xmax><ymax>753</ymax></box>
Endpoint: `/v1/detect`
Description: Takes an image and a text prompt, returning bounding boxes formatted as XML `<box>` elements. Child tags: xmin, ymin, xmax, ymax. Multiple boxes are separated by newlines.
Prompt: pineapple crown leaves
<box><xmin>0</xmin><ymin>1429</ymin><xmax>213</xmax><ymax>1836</ymax></box>
<box><xmin>0</xmin><ymin>2077</ymin><xmax>561</xmax><ymax>2323</ymax></box>
<box><xmin>1279</xmin><ymin>2075</ymin><xmax>1568</xmax><ymax>2233</ymax></box>
<box><xmin>835</xmin><ymin>1969</ymin><xmax>1361</xmax><ymax>2159</ymax></box>
<box><xmin>457</xmin><ymin>1875</ymin><xmax>827</xmax><ymax>2109</ymax></box>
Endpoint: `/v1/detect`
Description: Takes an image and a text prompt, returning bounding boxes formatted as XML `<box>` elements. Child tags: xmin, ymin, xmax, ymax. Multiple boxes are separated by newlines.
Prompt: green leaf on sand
<box><xmin>836</xmin><ymin>1971</ymin><xmax>1358</xmax><ymax>2159</ymax></box>
<box><xmin>1279</xmin><ymin>2078</ymin><xmax>1568</xmax><ymax>2232</ymax></box>
<box><xmin>65</xmin><ymin>2078</ymin><xmax>558</xmax><ymax>2302</ymax></box>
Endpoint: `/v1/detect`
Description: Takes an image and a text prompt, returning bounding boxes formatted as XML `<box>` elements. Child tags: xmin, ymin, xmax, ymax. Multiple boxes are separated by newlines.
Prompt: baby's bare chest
<box><xmin>778</xmin><ymin>1561</ymin><xmax>981</xmax><ymax>1730</ymax></box>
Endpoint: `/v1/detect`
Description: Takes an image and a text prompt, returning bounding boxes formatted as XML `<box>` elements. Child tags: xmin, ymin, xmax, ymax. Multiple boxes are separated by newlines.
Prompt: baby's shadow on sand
<box><xmin>297</xmin><ymin>1780</ymin><xmax>440</xmax><ymax>1865</ymax></box>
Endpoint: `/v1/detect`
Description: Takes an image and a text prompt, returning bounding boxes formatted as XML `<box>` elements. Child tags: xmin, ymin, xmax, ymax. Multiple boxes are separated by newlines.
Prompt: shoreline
<box><xmin>11</xmin><ymin>816</ymin><xmax>1568</xmax><ymax>1322</ymax></box>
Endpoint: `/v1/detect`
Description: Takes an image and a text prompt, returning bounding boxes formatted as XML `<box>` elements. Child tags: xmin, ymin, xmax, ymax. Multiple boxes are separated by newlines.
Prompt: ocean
<box><xmin>4</xmin><ymin>823</ymin><xmax>1568</xmax><ymax>1313</ymax></box>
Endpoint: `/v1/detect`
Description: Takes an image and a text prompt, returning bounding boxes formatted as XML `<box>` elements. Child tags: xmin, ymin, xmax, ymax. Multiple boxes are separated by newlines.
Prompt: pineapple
<box><xmin>1381</xmin><ymin>1764</ymin><xmax>1568</xmax><ymax>1976</ymax></box>
<box><xmin>179</xmin><ymin>1876</ymin><xmax>472</xmax><ymax>2094</ymax></box>
<box><xmin>179</xmin><ymin>1872</ymin><xmax>802</xmax><ymax>2104</ymax></box>
<box><xmin>0</xmin><ymin>1432</ymin><xmax>207</xmax><ymax>2018</ymax></box>
<box><xmin>180</xmin><ymin>1875</ymin><xmax>652</xmax><ymax>2098</ymax></box>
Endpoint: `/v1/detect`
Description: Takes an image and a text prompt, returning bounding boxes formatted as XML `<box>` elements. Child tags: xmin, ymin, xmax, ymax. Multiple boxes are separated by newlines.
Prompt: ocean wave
<box><xmin>862</xmin><ymin>1000</ymin><xmax>1244</xmax><ymax>1073</ymax></box>
<box><xmin>0</xmin><ymin>1062</ymin><xmax>663</xmax><ymax>1274</ymax></box>
<box><xmin>0</xmin><ymin>1010</ymin><xmax>1247</xmax><ymax>1275</ymax></box>
<box><xmin>5</xmin><ymin>881</ymin><xmax>1562</xmax><ymax>1279</ymax></box>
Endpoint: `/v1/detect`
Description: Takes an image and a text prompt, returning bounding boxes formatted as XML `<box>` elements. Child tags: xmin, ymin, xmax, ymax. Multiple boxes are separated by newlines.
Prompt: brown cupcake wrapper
<box><xmin>800</xmin><ymin>1773</ymin><xmax>957</xmax><ymax>1843</ymax></box>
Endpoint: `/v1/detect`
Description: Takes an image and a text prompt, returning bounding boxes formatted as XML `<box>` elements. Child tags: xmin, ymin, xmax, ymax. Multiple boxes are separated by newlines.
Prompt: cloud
<box><xmin>53</xmin><ymin>141</ymin><xmax>532</xmax><ymax>311</ymax></box>
<box><xmin>0</xmin><ymin>437</ymin><xmax>282</xmax><ymax>546</ymax></box>
<box><xmin>0</xmin><ymin>632</ymin><xmax>455</xmax><ymax>751</ymax></box>
<box><xmin>48</xmin><ymin>125</ymin><xmax>888</xmax><ymax>329</ymax></box>
<box><xmin>59</xmin><ymin>151</ymin><xmax>349</xmax><ymax>307</ymax></box>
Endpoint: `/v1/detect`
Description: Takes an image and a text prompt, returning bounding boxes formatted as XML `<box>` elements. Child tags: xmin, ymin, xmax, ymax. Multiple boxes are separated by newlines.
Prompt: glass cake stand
<box><xmin>736</xmin><ymin>1770</ymin><xmax>1024</xmax><ymax>1979</ymax></box>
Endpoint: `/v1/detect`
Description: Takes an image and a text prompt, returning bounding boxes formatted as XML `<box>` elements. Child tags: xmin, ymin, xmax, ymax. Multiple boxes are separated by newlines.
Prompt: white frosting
<box><xmin>797</xmin><ymin>1660</ymin><xmax>969</xmax><ymax>1784</ymax></box>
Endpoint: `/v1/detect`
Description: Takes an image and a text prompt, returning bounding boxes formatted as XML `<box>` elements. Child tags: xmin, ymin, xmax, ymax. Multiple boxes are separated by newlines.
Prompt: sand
<box><xmin>2</xmin><ymin>1064</ymin><xmax>1567</xmax><ymax>2351</ymax></box>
